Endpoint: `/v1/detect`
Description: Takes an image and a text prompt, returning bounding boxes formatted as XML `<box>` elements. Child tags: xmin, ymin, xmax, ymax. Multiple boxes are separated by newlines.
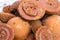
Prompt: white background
<box><xmin>0</xmin><ymin>0</ymin><xmax>17</xmax><ymax>12</ymax></box>
<box><xmin>0</xmin><ymin>0</ymin><xmax>60</xmax><ymax>12</ymax></box>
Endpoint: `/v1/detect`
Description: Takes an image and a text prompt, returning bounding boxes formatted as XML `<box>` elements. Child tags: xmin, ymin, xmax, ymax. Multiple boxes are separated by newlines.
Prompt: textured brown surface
<box><xmin>36</xmin><ymin>0</ymin><xmax>58</xmax><ymax>14</ymax></box>
<box><xmin>11</xmin><ymin>1</ymin><xmax>21</xmax><ymax>9</ymax></box>
<box><xmin>45</xmin><ymin>0</ymin><xmax>58</xmax><ymax>14</ymax></box>
<box><xmin>43</xmin><ymin>15</ymin><xmax>60</xmax><ymax>40</ymax></box>
<box><xmin>57</xmin><ymin>2</ymin><xmax>60</xmax><ymax>15</ymax></box>
<box><xmin>35</xmin><ymin>26</ymin><xmax>53</xmax><ymax>40</ymax></box>
<box><xmin>18</xmin><ymin>0</ymin><xmax>45</xmax><ymax>20</ymax></box>
<box><xmin>7</xmin><ymin>17</ymin><xmax>30</xmax><ymax>40</ymax></box>
<box><xmin>41</xmin><ymin>0</ymin><xmax>58</xmax><ymax>14</ymax></box>
<box><xmin>3</xmin><ymin>5</ymin><xmax>14</xmax><ymax>13</ymax></box>
<box><xmin>0</xmin><ymin>12</ymin><xmax>15</xmax><ymax>23</ymax></box>
<box><xmin>0</xmin><ymin>22</ymin><xmax>14</xmax><ymax>40</ymax></box>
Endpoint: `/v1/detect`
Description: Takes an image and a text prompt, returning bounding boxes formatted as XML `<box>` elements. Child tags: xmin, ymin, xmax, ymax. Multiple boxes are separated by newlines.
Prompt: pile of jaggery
<box><xmin>1</xmin><ymin>0</ymin><xmax>60</xmax><ymax>40</ymax></box>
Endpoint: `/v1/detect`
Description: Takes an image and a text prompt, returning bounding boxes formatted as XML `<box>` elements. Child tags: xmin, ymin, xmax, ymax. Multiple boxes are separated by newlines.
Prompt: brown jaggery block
<box><xmin>0</xmin><ymin>22</ymin><xmax>14</xmax><ymax>40</ymax></box>
<box><xmin>35</xmin><ymin>26</ymin><xmax>53</xmax><ymax>40</ymax></box>
<box><xmin>3</xmin><ymin>5</ymin><xmax>14</xmax><ymax>13</ymax></box>
<box><xmin>18</xmin><ymin>0</ymin><xmax>45</xmax><ymax>20</ymax></box>
<box><xmin>11</xmin><ymin>1</ymin><xmax>21</xmax><ymax>9</ymax></box>
<box><xmin>7</xmin><ymin>17</ymin><xmax>30</xmax><ymax>40</ymax></box>
<box><xmin>26</xmin><ymin>34</ymin><xmax>35</xmax><ymax>40</ymax></box>
<box><xmin>3</xmin><ymin>5</ymin><xmax>20</xmax><ymax>16</ymax></box>
<box><xmin>45</xmin><ymin>0</ymin><xmax>58</xmax><ymax>14</ymax></box>
<box><xmin>30</xmin><ymin>20</ymin><xmax>42</xmax><ymax>33</ymax></box>
<box><xmin>3</xmin><ymin>1</ymin><xmax>21</xmax><ymax>13</ymax></box>
<box><xmin>3</xmin><ymin>5</ymin><xmax>18</xmax><ymax>16</ymax></box>
<box><xmin>43</xmin><ymin>15</ymin><xmax>60</xmax><ymax>40</ymax></box>
<box><xmin>0</xmin><ymin>12</ymin><xmax>15</xmax><ymax>23</ymax></box>
<box><xmin>38</xmin><ymin>0</ymin><xmax>58</xmax><ymax>14</ymax></box>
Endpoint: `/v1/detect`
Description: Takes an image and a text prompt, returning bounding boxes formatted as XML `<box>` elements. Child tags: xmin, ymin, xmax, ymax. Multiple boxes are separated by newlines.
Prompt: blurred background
<box><xmin>0</xmin><ymin>0</ymin><xmax>17</xmax><ymax>12</ymax></box>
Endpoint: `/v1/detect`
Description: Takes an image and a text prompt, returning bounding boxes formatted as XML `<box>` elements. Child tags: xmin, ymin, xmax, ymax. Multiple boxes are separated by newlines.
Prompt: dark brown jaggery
<box><xmin>26</xmin><ymin>34</ymin><xmax>35</xmax><ymax>40</ymax></box>
<box><xmin>3</xmin><ymin>5</ymin><xmax>14</xmax><ymax>13</ymax></box>
<box><xmin>11</xmin><ymin>1</ymin><xmax>21</xmax><ymax>9</ymax></box>
<box><xmin>0</xmin><ymin>12</ymin><xmax>15</xmax><ymax>23</ymax></box>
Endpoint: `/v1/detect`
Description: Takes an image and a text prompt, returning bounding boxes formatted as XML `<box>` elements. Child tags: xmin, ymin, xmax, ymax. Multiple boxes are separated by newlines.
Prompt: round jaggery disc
<box><xmin>3</xmin><ymin>5</ymin><xmax>14</xmax><ymax>13</ymax></box>
<box><xmin>0</xmin><ymin>12</ymin><xmax>15</xmax><ymax>23</ymax></box>
<box><xmin>37</xmin><ymin>0</ymin><xmax>58</xmax><ymax>14</ymax></box>
<box><xmin>45</xmin><ymin>0</ymin><xmax>58</xmax><ymax>14</ymax></box>
<box><xmin>0</xmin><ymin>22</ymin><xmax>14</xmax><ymax>40</ymax></box>
<box><xmin>18</xmin><ymin>0</ymin><xmax>45</xmax><ymax>20</ymax></box>
<box><xmin>36</xmin><ymin>26</ymin><xmax>53</xmax><ymax>40</ymax></box>
<box><xmin>7</xmin><ymin>17</ymin><xmax>30</xmax><ymax>40</ymax></box>
<box><xmin>43</xmin><ymin>15</ymin><xmax>60</xmax><ymax>40</ymax></box>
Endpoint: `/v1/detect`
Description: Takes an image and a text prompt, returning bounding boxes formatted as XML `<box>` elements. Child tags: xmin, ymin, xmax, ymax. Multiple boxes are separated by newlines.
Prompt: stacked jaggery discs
<box><xmin>1</xmin><ymin>0</ymin><xmax>60</xmax><ymax>40</ymax></box>
<box><xmin>18</xmin><ymin>0</ymin><xmax>58</xmax><ymax>20</ymax></box>
<box><xmin>30</xmin><ymin>20</ymin><xmax>53</xmax><ymax>40</ymax></box>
